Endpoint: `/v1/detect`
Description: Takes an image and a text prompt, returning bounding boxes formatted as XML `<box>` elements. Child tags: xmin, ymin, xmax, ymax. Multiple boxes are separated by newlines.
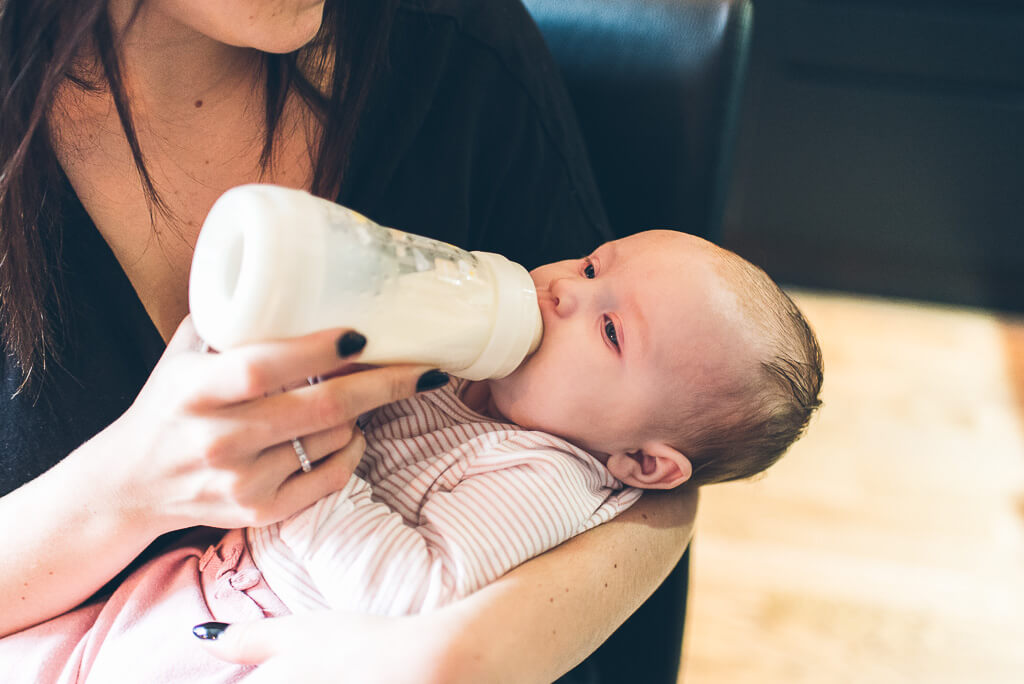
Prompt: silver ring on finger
<box><xmin>291</xmin><ymin>437</ymin><xmax>313</xmax><ymax>473</ymax></box>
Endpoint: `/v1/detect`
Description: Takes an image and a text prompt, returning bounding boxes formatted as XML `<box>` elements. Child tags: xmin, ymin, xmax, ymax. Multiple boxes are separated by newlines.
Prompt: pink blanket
<box><xmin>1</xmin><ymin>528</ymin><xmax>289</xmax><ymax>683</ymax></box>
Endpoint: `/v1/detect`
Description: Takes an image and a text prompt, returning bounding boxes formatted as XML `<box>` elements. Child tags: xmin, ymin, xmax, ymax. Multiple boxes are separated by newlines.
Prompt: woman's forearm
<box><xmin>0</xmin><ymin>436</ymin><xmax>160</xmax><ymax>637</ymax></box>
<box><xmin>0</xmin><ymin>325</ymin><xmax>444</xmax><ymax>638</ymax></box>
<box><xmin>432</xmin><ymin>486</ymin><xmax>699</xmax><ymax>684</ymax></box>
<box><xmin>197</xmin><ymin>487</ymin><xmax>698</xmax><ymax>682</ymax></box>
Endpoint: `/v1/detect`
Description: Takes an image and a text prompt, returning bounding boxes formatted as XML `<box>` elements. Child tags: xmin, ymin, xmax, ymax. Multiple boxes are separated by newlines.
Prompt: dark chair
<box><xmin>524</xmin><ymin>0</ymin><xmax>752</xmax><ymax>243</ymax></box>
<box><xmin>521</xmin><ymin>1</ymin><xmax>754</xmax><ymax>681</ymax></box>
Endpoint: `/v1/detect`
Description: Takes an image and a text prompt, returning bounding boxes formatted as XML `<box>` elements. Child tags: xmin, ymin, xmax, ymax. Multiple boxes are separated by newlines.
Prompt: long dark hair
<box><xmin>0</xmin><ymin>0</ymin><xmax>398</xmax><ymax>394</ymax></box>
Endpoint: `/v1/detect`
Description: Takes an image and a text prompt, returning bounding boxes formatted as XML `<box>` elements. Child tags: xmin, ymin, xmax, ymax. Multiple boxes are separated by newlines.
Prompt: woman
<box><xmin>0</xmin><ymin>0</ymin><xmax>697</xmax><ymax>680</ymax></box>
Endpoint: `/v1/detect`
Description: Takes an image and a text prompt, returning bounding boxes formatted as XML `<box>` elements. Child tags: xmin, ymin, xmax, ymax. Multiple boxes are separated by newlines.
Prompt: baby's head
<box><xmin>485</xmin><ymin>230</ymin><xmax>822</xmax><ymax>488</ymax></box>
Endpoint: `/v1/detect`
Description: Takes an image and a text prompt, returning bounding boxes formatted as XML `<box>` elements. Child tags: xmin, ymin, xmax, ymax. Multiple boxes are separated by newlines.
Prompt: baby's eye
<box><xmin>583</xmin><ymin>258</ymin><xmax>596</xmax><ymax>279</ymax></box>
<box><xmin>603</xmin><ymin>316</ymin><xmax>620</xmax><ymax>349</ymax></box>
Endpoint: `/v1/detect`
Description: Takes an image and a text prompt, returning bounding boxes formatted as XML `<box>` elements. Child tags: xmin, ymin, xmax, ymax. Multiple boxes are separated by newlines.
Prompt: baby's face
<box><xmin>486</xmin><ymin>230</ymin><xmax>755</xmax><ymax>460</ymax></box>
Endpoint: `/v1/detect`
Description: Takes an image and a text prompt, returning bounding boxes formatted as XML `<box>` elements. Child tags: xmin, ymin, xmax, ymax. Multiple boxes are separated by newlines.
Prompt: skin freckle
<box><xmin>194</xmin><ymin>99</ymin><xmax>203</xmax><ymax>108</ymax></box>
<box><xmin>614</xmin><ymin>564</ymin><xmax>618</xmax><ymax>569</ymax></box>
<box><xmin>641</xmin><ymin>513</ymin><xmax>648</xmax><ymax>520</ymax></box>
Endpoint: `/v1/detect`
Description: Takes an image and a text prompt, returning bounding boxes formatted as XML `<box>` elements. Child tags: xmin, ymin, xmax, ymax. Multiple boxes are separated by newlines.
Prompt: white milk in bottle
<box><xmin>188</xmin><ymin>184</ymin><xmax>542</xmax><ymax>380</ymax></box>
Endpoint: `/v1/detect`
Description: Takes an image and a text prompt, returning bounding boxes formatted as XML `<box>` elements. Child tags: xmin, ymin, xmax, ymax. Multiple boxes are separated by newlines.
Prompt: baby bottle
<box><xmin>188</xmin><ymin>184</ymin><xmax>542</xmax><ymax>380</ymax></box>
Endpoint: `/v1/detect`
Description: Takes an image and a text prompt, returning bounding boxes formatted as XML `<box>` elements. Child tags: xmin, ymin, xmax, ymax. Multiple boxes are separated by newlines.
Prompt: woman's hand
<box><xmin>196</xmin><ymin>488</ymin><xmax>699</xmax><ymax>684</ymax></box>
<box><xmin>100</xmin><ymin>316</ymin><xmax>446</xmax><ymax>535</ymax></box>
<box><xmin>0</xmin><ymin>315</ymin><xmax>447</xmax><ymax>636</ymax></box>
<box><xmin>195</xmin><ymin>612</ymin><xmax>453</xmax><ymax>684</ymax></box>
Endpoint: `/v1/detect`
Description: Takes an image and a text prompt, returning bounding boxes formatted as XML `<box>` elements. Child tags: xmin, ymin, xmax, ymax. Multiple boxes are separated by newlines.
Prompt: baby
<box><xmin>243</xmin><ymin>229</ymin><xmax>822</xmax><ymax>613</ymax></box>
<box><xmin>476</xmin><ymin>228</ymin><xmax>822</xmax><ymax>488</ymax></box>
<box><xmin>249</xmin><ymin>229</ymin><xmax>823</xmax><ymax>616</ymax></box>
<box><xmin>3</xmin><ymin>230</ymin><xmax>822</xmax><ymax>681</ymax></box>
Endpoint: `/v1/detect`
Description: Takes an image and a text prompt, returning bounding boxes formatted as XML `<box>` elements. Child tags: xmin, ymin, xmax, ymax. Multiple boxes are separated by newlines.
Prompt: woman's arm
<box><xmin>433</xmin><ymin>487</ymin><xmax>698</xmax><ymax>682</ymax></box>
<box><xmin>0</xmin><ymin>319</ymin><xmax>440</xmax><ymax>637</ymax></box>
<box><xmin>202</xmin><ymin>486</ymin><xmax>698</xmax><ymax>684</ymax></box>
<box><xmin>0</xmin><ymin>438</ymin><xmax>165</xmax><ymax>637</ymax></box>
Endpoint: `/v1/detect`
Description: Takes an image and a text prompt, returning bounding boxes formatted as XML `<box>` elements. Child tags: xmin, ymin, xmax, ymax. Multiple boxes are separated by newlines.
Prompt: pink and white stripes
<box><xmin>248</xmin><ymin>380</ymin><xmax>641</xmax><ymax>616</ymax></box>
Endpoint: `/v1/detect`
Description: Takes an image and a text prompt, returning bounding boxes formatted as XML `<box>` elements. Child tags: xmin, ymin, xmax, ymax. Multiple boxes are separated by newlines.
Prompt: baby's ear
<box><xmin>605</xmin><ymin>442</ymin><xmax>692</xmax><ymax>489</ymax></box>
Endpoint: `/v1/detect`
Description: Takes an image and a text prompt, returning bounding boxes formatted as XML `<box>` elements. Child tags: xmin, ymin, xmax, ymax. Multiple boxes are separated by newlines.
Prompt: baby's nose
<box><xmin>549</xmin><ymin>277</ymin><xmax>578</xmax><ymax>316</ymax></box>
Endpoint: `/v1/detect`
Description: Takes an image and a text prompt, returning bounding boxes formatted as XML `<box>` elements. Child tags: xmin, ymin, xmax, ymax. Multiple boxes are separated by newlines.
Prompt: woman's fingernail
<box><xmin>337</xmin><ymin>331</ymin><xmax>367</xmax><ymax>357</ymax></box>
<box><xmin>193</xmin><ymin>622</ymin><xmax>230</xmax><ymax>640</ymax></box>
<box><xmin>416</xmin><ymin>369</ymin><xmax>449</xmax><ymax>393</ymax></box>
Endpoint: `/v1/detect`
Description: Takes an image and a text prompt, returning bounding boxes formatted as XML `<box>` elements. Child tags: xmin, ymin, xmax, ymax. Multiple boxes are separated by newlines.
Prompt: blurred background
<box><xmin>680</xmin><ymin>291</ymin><xmax>1024</xmax><ymax>683</ymax></box>
<box><xmin>721</xmin><ymin>0</ymin><xmax>1023</xmax><ymax>312</ymax></box>
<box><xmin>524</xmin><ymin>0</ymin><xmax>1023</xmax><ymax>680</ymax></box>
<box><xmin>687</xmin><ymin>1</ymin><xmax>1024</xmax><ymax>682</ymax></box>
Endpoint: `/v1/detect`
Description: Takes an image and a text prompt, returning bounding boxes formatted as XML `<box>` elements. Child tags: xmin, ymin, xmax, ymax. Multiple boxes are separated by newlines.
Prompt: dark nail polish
<box><xmin>336</xmin><ymin>331</ymin><xmax>367</xmax><ymax>357</ymax></box>
<box><xmin>416</xmin><ymin>369</ymin><xmax>449</xmax><ymax>393</ymax></box>
<box><xmin>193</xmin><ymin>622</ymin><xmax>230</xmax><ymax>640</ymax></box>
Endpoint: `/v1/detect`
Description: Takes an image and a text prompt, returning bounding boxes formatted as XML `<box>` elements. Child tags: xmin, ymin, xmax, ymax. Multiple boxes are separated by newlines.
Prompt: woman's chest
<box><xmin>55</xmin><ymin>120</ymin><xmax>318</xmax><ymax>342</ymax></box>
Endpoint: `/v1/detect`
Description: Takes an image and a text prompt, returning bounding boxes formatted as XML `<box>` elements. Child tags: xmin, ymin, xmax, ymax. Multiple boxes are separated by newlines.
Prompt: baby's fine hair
<box><xmin>682</xmin><ymin>248</ymin><xmax>823</xmax><ymax>487</ymax></box>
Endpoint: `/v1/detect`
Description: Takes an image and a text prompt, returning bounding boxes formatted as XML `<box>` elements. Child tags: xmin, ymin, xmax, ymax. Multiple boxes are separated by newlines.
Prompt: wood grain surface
<box><xmin>679</xmin><ymin>291</ymin><xmax>1024</xmax><ymax>684</ymax></box>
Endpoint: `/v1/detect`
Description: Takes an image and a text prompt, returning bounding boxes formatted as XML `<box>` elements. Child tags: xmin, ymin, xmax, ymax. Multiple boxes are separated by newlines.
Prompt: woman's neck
<box><xmin>104</xmin><ymin>1</ymin><xmax>264</xmax><ymax>126</ymax></box>
<box><xmin>50</xmin><ymin>5</ymin><xmax>317</xmax><ymax>344</ymax></box>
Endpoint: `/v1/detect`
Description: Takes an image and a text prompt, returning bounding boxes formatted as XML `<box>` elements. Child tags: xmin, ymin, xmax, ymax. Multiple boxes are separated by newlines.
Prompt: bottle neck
<box><xmin>458</xmin><ymin>251</ymin><xmax>542</xmax><ymax>380</ymax></box>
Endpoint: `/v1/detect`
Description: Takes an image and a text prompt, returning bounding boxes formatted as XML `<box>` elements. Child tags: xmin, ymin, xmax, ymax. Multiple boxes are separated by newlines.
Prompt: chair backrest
<box><xmin>523</xmin><ymin>0</ymin><xmax>753</xmax><ymax>242</ymax></box>
<box><xmin>519</xmin><ymin>4</ymin><xmax>753</xmax><ymax>682</ymax></box>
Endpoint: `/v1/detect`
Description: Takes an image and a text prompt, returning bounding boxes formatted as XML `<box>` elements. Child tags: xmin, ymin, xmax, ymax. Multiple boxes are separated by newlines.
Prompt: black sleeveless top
<box><xmin>1</xmin><ymin>0</ymin><xmax>611</xmax><ymax>496</ymax></box>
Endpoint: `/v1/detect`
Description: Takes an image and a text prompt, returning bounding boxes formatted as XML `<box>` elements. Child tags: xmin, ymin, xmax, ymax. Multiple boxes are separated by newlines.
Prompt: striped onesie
<box><xmin>0</xmin><ymin>379</ymin><xmax>641</xmax><ymax>682</ymax></box>
<box><xmin>248</xmin><ymin>378</ymin><xmax>642</xmax><ymax>616</ymax></box>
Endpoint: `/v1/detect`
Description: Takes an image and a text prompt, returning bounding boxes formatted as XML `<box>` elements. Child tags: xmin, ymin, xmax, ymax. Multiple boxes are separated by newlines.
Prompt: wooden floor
<box><xmin>678</xmin><ymin>291</ymin><xmax>1024</xmax><ymax>684</ymax></box>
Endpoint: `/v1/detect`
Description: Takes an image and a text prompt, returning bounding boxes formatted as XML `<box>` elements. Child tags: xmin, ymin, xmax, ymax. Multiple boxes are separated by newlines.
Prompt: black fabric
<box><xmin>1</xmin><ymin>1</ymin><xmax>685</xmax><ymax>681</ymax></box>
<box><xmin>0</xmin><ymin>0</ymin><xmax>612</xmax><ymax>496</ymax></box>
<box><xmin>522</xmin><ymin>0</ymin><xmax>753</xmax><ymax>242</ymax></box>
<box><xmin>341</xmin><ymin>0</ymin><xmax>612</xmax><ymax>271</ymax></box>
<box><xmin>0</xmin><ymin>177</ymin><xmax>168</xmax><ymax>497</ymax></box>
